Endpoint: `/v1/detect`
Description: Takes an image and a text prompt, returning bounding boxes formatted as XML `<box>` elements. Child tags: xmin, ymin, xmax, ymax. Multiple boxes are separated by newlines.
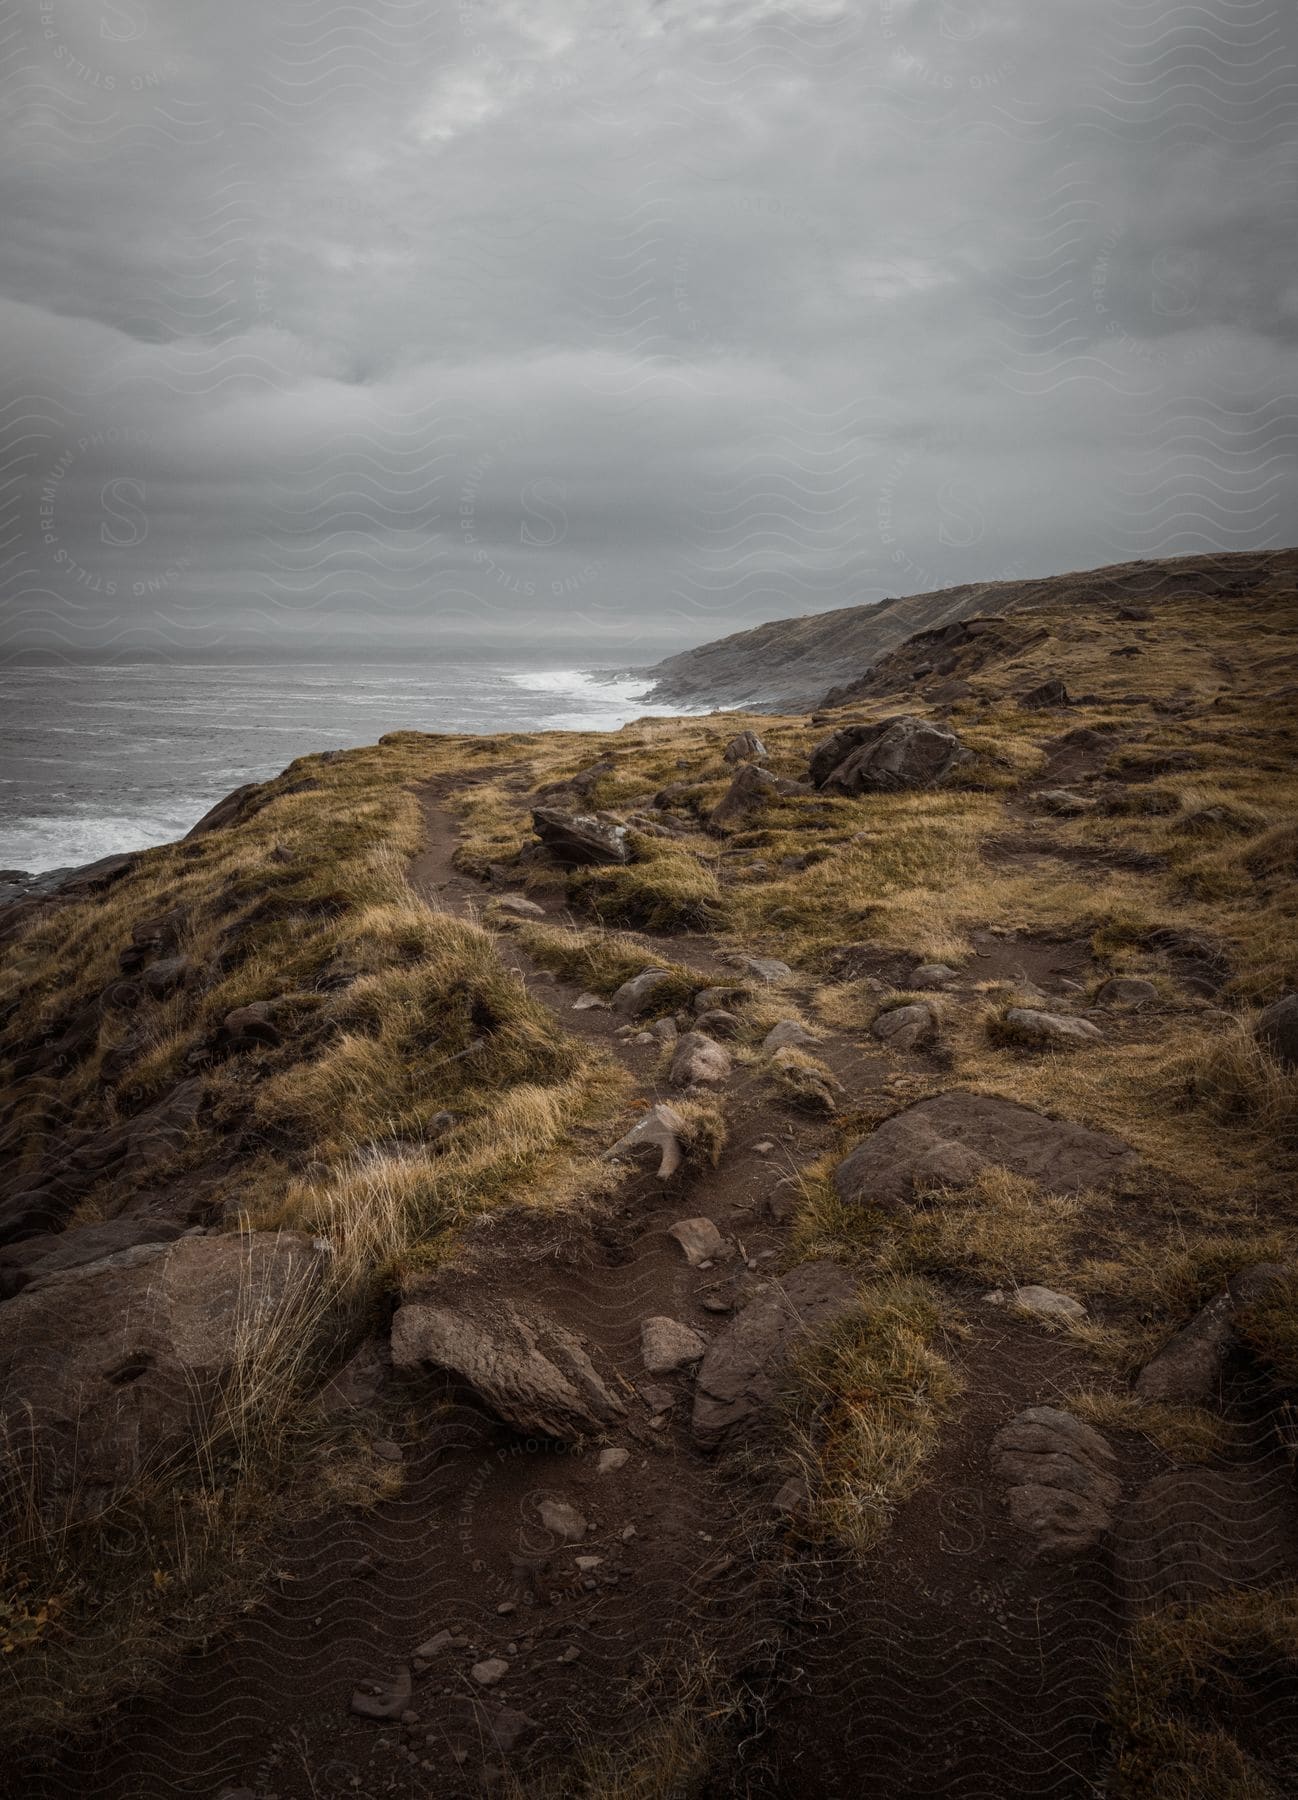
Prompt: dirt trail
<box><xmin>25</xmin><ymin>779</ymin><xmax>1135</xmax><ymax>1800</ymax></box>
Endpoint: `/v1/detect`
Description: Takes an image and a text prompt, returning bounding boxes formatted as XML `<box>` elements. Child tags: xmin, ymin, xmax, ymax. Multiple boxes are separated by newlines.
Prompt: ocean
<box><xmin>0</xmin><ymin>661</ymin><xmax>688</xmax><ymax>874</ymax></box>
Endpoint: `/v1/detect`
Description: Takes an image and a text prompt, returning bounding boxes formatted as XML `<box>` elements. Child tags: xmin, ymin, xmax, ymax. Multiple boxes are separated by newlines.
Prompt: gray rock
<box><xmin>0</xmin><ymin>1232</ymin><xmax>322</xmax><ymax>1513</ymax></box>
<box><xmin>741</xmin><ymin>956</ymin><xmax>793</xmax><ymax>983</ymax></box>
<box><xmin>811</xmin><ymin>715</ymin><xmax>963</xmax><ymax>795</ymax></box>
<box><xmin>532</xmin><ymin>807</ymin><xmax>629</xmax><ymax>867</ymax></box>
<box><xmin>692</xmin><ymin>1260</ymin><xmax>860</xmax><ymax>1451</ymax></box>
<box><xmin>0</xmin><ymin>1214</ymin><xmax>189</xmax><ymax>1299</ymax></box>
<box><xmin>1003</xmin><ymin>1007</ymin><xmax>1102</xmax><ymax>1048</ymax></box>
<box><xmin>909</xmin><ymin>963</ymin><xmax>959</xmax><ymax>988</ymax></box>
<box><xmin>709</xmin><ymin>764</ymin><xmax>810</xmax><ymax>830</ymax></box>
<box><xmin>536</xmin><ymin>1497</ymin><xmax>587</xmax><ymax>1543</ymax></box>
<box><xmin>669</xmin><ymin>1031</ymin><xmax>732</xmax><ymax>1088</ymax></box>
<box><xmin>1135</xmin><ymin>1264</ymin><xmax>1286</xmax><ymax>1406</ymax></box>
<box><xmin>1255</xmin><ymin>993</ymin><xmax>1298</xmax><ymax>1069</ymax></box>
<box><xmin>142</xmin><ymin>956</ymin><xmax>192</xmax><ymax>999</ymax></box>
<box><xmin>1020</xmin><ymin>678</ymin><xmax>1069</xmax><ymax>708</ymax></box>
<box><xmin>871</xmin><ymin>1002</ymin><xmax>935</xmax><ymax>1052</ymax></box>
<box><xmin>611</xmin><ymin>968</ymin><xmax>674</xmax><ymax>1015</ymax></box>
<box><xmin>763</xmin><ymin>1018</ymin><xmax>817</xmax><ymax>1052</ymax></box>
<box><xmin>668</xmin><ymin>1218</ymin><xmax>727</xmax><ymax>1267</ymax></box>
<box><xmin>351</xmin><ymin>1665</ymin><xmax>413</xmax><ymax>1720</ymax></box>
<box><xmin>597</xmin><ymin>1446</ymin><xmax>629</xmax><ymax>1475</ymax></box>
<box><xmin>991</xmin><ymin>1405</ymin><xmax>1118</xmax><ymax>1559</ymax></box>
<box><xmin>834</xmin><ymin>1091</ymin><xmax>1135</xmax><ymax>1214</ymax></box>
<box><xmin>605</xmin><ymin>1103</ymin><xmax>688</xmax><ymax>1180</ymax></box>
<box><xmin>1096</xmin><ymin>976</ymin><xmax>1158</xmax><ymax>1008</ymax></box>
<box><xmin>573</xmin><ymin>990</ymin><xmax>609</xmax><ymax>1011</ymax></box>
<box><xmin>694</xmin><ymin>1009</ymin><xmax>742</xmax><ymax>1039</ymax></box>
<box><xmin>493</xmin><ymin>893</ymin><xmax>546</xmax><ymax>919</ymax></box>
<box><xmin>390</xmin><ymin>1291</ymin><xmax>625</xmax><ymax>1440</ymax></box>
<box><xmin>723</xmin><ymin>730</ymin><xmax>768</xmax><ymax>764</ymax></box>
<box><xmin>221</xmin><ymin>1001</ymin><xmax>283</xmax><ymax>1049</ymax></box>
<box><xmin>471</xmin><ymin>1658</ymin><xmax>510</xmax><ymax>1686</ymax></box>
<box><xmin>641</xmin><ymin>1315</ymin><xmax>707</xmax><ymax>1376</ymax></box>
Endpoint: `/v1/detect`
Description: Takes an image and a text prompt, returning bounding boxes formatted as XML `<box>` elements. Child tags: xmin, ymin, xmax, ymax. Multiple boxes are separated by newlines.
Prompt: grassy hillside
<box><xmin>1</xmin><ymin>554</ymin><xmax>1295</xmax><ymax>1796</ymax></box>
<box><xmin>638</xmin><ymin>547</ymin><xmax>1294</xmax><ymax>710</ymax></box>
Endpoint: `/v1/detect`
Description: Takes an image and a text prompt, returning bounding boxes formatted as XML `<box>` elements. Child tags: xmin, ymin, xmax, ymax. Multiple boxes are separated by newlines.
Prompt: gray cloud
<box><xmin>2</xmin><ymin>0</ymin><xmax>1296</xmax><ymax>663</ymax></box>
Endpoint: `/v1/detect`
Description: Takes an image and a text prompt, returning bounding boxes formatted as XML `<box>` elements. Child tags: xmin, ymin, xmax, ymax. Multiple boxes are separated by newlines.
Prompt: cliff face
<box><xmin>639</xmin><ymin>549</ymin><xmax>1287</xmax><ymax>711</ymax></box>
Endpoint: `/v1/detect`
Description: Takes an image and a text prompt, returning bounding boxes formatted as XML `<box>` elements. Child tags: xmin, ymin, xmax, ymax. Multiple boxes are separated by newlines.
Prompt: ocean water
<box><xmin>0</xmin><ymin>662</ymin><xmax>686</xmax><ymax>873</ymax></box>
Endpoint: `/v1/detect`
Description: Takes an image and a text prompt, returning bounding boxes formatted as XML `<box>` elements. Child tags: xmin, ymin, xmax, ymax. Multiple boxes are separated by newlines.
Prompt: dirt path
<box><xmin>25</xmin><ymin>779</ymin><xmax>1135</xmax><ymax>1800</ymax></box>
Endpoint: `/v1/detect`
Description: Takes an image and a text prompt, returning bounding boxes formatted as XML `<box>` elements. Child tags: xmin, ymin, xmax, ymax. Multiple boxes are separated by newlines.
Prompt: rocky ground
<box><xmin>1</xmin><ymin>555</ymin><xmax>1296</xmax><ymax>1798</ymax></box>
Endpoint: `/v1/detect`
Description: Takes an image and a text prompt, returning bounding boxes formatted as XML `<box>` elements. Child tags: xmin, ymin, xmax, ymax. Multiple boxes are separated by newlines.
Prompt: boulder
<box><xmin>531</xmin><ymin>807</ymin><xmax>629</xmax><ymax>868</ymax></box>
<box><xmin>871</xmin><ymin>1003</ymin><xmax>936</xmax><ymax>1052</ymax></box>
<box><xmin>220</xmin><ymin>1001</ymin><xmax>283</xmax><ymax>1049</ymax></box>
<box><xmin>723</xmin><ymin>730</ymin><xmax>768</xmax><ymax>764</ymax></box>
<box><xmin>740</xmin><ymin>956</ymin><xmax>793</xmax><ymax>984</ymax></box>
<box><xmin>991</xmin><ymin>1405</ymin><xmax>1119</xmax><ymax>1560</ymax></box>
<box><xmin>0</xmin><ymin>1232</ymin><xmax>321</xmax><ymax>1509</ymax></box>
<box><xmin>640</xmin><ymin>1316</ymin><xmax>707</xmax><ymax>1376</ymax></box>
<box><xmin>1020</xmin><ymin>678</ymin><xmax>1069</xmax><ymax>709</ymax></box>
<box><xmin>834</xmin><ymin>1092</ymin><xmax>1135</xmax><ymax>1214</ymax></box>
<box><xmin>185</xmin><ymin>781</ymin><xmax>264</xmax><ymax>838</ymax></box>
<box><xmin>118</xmin><ymin>907</ymin><xmax>187</xmax><ymax>974</ymax></box>
<box><xmin>709</xmin><ymin>764</ymin><xmax>781</xmax><ymax>830</ymax></box>
<box><xmin>0</xmin><ymin>1215</ymin><xmax>189</xmax><ymax>1300</ymax></box>
<box><xmin>1002</xmin><ymin>1008</ymin><xmax>1102</xmax><ymax>1049</ymax></box>
<box><xmin>536</xmin><ymin>1497</ymin><xmax>587</xmax><ymax>1543</ymax></box>
<box><xmin>669</xmin><ymin>1031</ymin><xmax>732</xmax><ymax>1088</ymax></box>
<box><xmin>763</xmin><ymin>1019</ymin><xmax>817</xmax><ymax>1052</ymax></box>
<box><xmin>610</xmin><ymin>968</ymin><xmax>674</xmax><ymax>1016</ymax></box>
<box><xmin>492</xmin><ymin>893</ymin><xmax>546</xmax><ymax>919</ymax></box>
<box><xmin>604</xmin><ymin>1104</ymin><xmax>688</xmax><ymax>1180</ymax></box>
<box><xmin>1134</xmin><ymin>1263</ymin><xmax>1285</xmax><ymax>1406</ymax></box>
<box><xmin>693</xmin><ymin>1009</ymin><xmax>742</xmax><ymax>1039</ymax></box>
<box><xmin>1096</xmin><ymin>976</ymin><xmax>1158</xmax><ymax>1008</ymax></box>
<box><xmin>142</xmin><ymin>956</ymin><xmax>192</xmax><ymax>1000</ymax></box>
<box><xmin>692</xmin><ymin>1260</ymin><xmax>860</xmax><ymax>1451</ymax></box>
<box><xmin>350</xmin><ymin>1665</ymin><xmax>412</xmax><ymax>1721</ymax></box>
<box><xmin>1114</xmin><ymin>1465</ymin><xmax>1295</xmax><ymax>1610</ymax></box>
<box><xmin>810</xmin><ymin>716</ymin><xmax>963</xmax><ymax>795</ymax></box>
<box><xmin>668</xmin><ymin>1218</ymin><xmax>728</xmax><ymax>1267</ymax></box>
<box><xmin>909</xmin><ymin>963</ymin><xmax>959</xmax><ymax>989</ymax></box>
<box><xmin>391</xmin><ymin>1292</ymin><xmax>624</xmax><ymax>1441</ymax></box>
<box><xmin>1255</xmin><ymin>993</ymin><xmax>1298</xmax><ymax>1070</ymax></box>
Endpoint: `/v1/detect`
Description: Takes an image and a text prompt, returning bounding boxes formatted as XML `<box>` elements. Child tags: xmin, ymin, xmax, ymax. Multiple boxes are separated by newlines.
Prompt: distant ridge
<box><xmin>638</xmin><ymin>549</ymin><xmax>1291</xmax><ymax>712</ymax></box>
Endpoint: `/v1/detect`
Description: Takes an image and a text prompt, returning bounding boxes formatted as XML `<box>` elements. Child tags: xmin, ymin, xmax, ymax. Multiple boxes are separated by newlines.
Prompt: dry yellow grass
<box><xmin>1107</xmin><ymin>1585</ymin><xmax>1298</xmax><ymax>1799</ymax></box>
<box><xmin>785</xmin><ymin>1279</ymin><xmax>961</xmax><ymax>1554</ymax></box>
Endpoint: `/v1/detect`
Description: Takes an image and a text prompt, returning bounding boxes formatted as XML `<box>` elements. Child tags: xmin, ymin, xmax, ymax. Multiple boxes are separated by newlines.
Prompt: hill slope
<box><xmin>2</xmin><ymin>556</ymin><xmax>1297</xmax><ymax>1798</ymax></box>
<box><xmin>640</xmin><ymin>548</ymin><xmax>1290</xmax><ymax>710</ymax></box>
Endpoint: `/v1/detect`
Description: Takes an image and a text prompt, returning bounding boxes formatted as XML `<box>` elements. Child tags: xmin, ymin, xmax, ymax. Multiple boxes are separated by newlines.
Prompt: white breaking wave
<box><xmin>504</xmin><ymin>665</ymin><xmax>683</xmax><ymax>727</ymax></box>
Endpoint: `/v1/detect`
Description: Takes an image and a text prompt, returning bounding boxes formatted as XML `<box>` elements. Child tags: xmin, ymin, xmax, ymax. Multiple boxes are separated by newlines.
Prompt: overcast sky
<box><xmin>3</xmin><ymin>0</ymin><xmax>1296</xmax><ymax>664</ymax></box>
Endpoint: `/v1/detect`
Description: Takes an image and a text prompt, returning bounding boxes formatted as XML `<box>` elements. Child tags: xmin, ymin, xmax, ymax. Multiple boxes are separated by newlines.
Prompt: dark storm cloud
<box><xmin>2</xmin><ymin>0</ymin><xmax>1296</xmax><ymax>662</ymax></box>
